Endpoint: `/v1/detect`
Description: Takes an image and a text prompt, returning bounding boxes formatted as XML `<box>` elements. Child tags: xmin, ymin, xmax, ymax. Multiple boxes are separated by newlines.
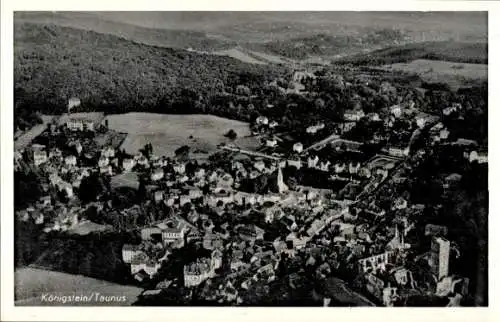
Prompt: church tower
<box><xmin>277</xmin><ymin>167</ymin><xmax>288</xmax><ymax>193</ymax></box>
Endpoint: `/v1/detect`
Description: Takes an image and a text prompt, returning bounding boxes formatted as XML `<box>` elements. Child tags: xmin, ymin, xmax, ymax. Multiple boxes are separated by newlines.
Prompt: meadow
<box><xmin>15</xmin><ymin>267</ymin><xmax>142</xmax><ymax>306</ymax></box>
<box><xmin>383</xmin><ymin>59</ymin><xmax>488</xmax><ymax>89</ymax></box>
<box><xmin>105</xmin><ymin>113</ymin><xmax>260</xmax><ymax>158</ymax></box>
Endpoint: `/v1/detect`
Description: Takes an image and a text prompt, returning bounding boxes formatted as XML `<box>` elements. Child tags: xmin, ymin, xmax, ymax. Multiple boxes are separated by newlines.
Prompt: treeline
<box><xmin>336</xmin><ymin>41</ymin><xmax>488</xmax><ymax>66</ymax></box>
<box><xmin>256</xmin><ymin>29</ymin><xmax>407</xmax><ymax>60</ymax></box>
<box><xmin>31</xmin><ymin>230</ymin><xmax>139</xmax><ymax>284</ymax></box>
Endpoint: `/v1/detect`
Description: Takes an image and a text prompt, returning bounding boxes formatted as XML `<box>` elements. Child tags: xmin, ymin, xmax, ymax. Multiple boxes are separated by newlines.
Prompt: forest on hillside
<box><xmin>336</xmin><ymin>41</ymin><xmax>488</xmax><ymax>66</ymax></box>
<box><xmin>14</xmin><ymin>23</ymin><xmax>285</xmax><ymax>127</ymax></box>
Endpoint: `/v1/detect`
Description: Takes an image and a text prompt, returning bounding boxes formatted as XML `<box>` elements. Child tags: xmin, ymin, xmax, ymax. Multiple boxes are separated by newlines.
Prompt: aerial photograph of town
<box><xmin>12</xmin><ymin>11</ymin><xmax>488</xmax><ymax>307</ymax></box>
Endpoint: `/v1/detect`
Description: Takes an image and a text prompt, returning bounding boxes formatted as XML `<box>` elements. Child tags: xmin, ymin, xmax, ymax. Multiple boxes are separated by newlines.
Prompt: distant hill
<box><xmin>15</xmin><ymin>12</ymin><xmax>488</xmax><ymax>65</ymax></box>
<box><xmin>334</xmin><ymin>41</ymin><xmax>488</xmax><ymax>66</ymax></box>
<box><xmin>14</xmin><ymin>12</ymin><xmax>233</xmax><ymax>51</ymax></box>
<box><xmin>14</xmin><ymin>22</ymin><xmax>285</xmax><ymax>114</ymax></box>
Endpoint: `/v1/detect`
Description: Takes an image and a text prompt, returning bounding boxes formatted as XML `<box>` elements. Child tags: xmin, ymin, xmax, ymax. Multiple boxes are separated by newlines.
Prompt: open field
<box><xmin>14</xmin><ymin>115</ymin><xmax>53</xmax><ymax>150</ymax></box>
<box><xmin>111</xmin><ymin>172</ymin><xmax>140</xmax><ymax>190</ymax></box>
<box><xmin>105</xmin><ymin>113</ymin><xmax>260</xmax><ymax>158</ymax></box>
<box><xmin>213</xmin><ymin>48</ymin><xmax>266</xmax><ymax>65</ymax></box>
<box><xmin>15</xmin><ymin>267</ymin><xmax>142</xmax><ymax>306</ymax></box>
<box><xmin>66</xmin><ymin>220</ymin><xmax>112</xmax><ymax>236</ymax></box>
<box><xmin>382</xmin><ymin>59</ymin><xmax>487</xmax><ymax>89</ymax></box>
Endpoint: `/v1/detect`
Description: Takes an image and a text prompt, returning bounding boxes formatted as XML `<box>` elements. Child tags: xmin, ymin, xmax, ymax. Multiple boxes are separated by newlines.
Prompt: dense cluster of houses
<box><xmin>14</xmin><ymin>82</ymin><xmax>486</xmax><ymax>306</ymax></box>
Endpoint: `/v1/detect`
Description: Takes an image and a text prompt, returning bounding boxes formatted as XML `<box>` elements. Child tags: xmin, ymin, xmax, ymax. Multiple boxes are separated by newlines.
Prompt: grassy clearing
<box><xmin>383</xmin><ymin>59</ymin><xmax>487</xmax><ymax>89</ymax></box>
<box><xmin>110</xmin><ymin>172</ymin><xmax>140</xmax><ymax>190</ymax></box>
<box><xmin>14</xmin><ymin>115</ymin><xmax>54</xmax><ymax>150</ymax></box>
<box><xmin>214</xmin><ymin>48</ymin><xmax>267</xmax><ymax>65</ymax></box>
<box><xmin>105</xmin><ymin>113</ymin><xmax>260</xmax><ymax>158</ymax></box>
<box><xmin>66</xmin><ymin>220</ymin><xmax>112</xmax><ymax>236</ymax></box>
<box><xmin>15</xmin><ymin>267</ymin><xmax>142</xmax><ymax>306</ymax></box>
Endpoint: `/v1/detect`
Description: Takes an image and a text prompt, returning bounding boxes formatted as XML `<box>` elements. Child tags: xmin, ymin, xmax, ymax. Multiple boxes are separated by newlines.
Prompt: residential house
<box><xmin>357</xmin><ymin>251</ymin><xmax>396</xmax><ymax>274</ymax></box>
<box><xmin>48</xmin><ymin>148</ymin><xmax>63</xmax><ymax>160</ymax></box>
<box><xmin>151</xmin><ymin>168</ymin><xmax>164</xmax><ymax>181</ymax></box>
<box><xmin>335</xmin><ymin>163</ymin><xmax>346</xmax><ymax>173</ymax></box>
<box><xmin>184</xmin><ymin>258</ymin><xmax>213</xmax><ymax>287</ymax></box>
<box><xmin>161</xmin><ymin>226</ymin><xmax>185</xmax><ymax>246</ymax></box>
<box><xmin>390</xmin><ymin>105</ymin><xmax>402</xmax><ymax>118</ymax></box>
<box><xmin>307</xmin><ymin>155</ymin><xmax>319</xmax><ymax>168</ymax></box>
<box><xmin>188</xmin><ymin>188</ymin><xmax>203</xmax><ymax>200</ymax></box>
<box><xmin>98</xmin><ymin>156</ymin><xmax>109</xmax><ymax>168</ymax></box>
<box><xmin>154</xmin><ymin>190</ymin><xmax>164</xmax><ymax>203</ymax></box>
<box><xmin>388</xmin><ymin>146</ymin><xmax>409</xmax><ymax>158</ymax></box>
<box><xmin>469</xmin><ymin>151</ymin><xmax>488</xmax><ymax>164</ymax></box>
<box><xmin>256</xmin><ymin>116</ymin><xmax>269</xmax><ymax>126</ymax></box>
<box><xmin>173</xmin><ymin>163</ymin><xmax>186</xmax><ymax>174</ymax></box>
<box><xmin>287</xmin><ymin>158</ymin><xmax>302</xmax><ymax>169</ymax></box>
<box><xmin>101</xmin><ymin>146</ymin><xmax>115</xmax><ymax>158</ymax></box>
<box><xmin>266</xmin><ymin>138</ymin><xmax>278</xmax><ymax>148</ymax></box>
<box><xmin>67</xmin><ymin>97</ymin><xmax>81</xmax><ymax>112</ymax></box>
<box><xmin>292</xmin><ymin>69</ymin><xmax>315</xmax><ymax>83</ymax></box>
<box><xmin>269</xmin><ymin>121</ymin><xmax>279</xmax><ymax>129</ymax></box>
<box><xmin>137</xmin><ymin>156</ymin><xmax>149</xmax><ymax>167</ymax></box>
<box><xmin>254</xmin><ymin>160</ymin><xmax>266</xmax><ymax>172</ymax></box>
<box><xmin>319</xmin><ymin>160</ymin><xmax>331</xmax><ymax>172</ymax></box>
<box><xmin>443</xmin><ymin>173</ymin><xmax>462</xmax><ymax>190</ymax></box>
<box><xmin>368</xmin><ymin>113</ymin><xmax>381</xmax><ymax>122</ymax></box>
<box><xmin>141</xmin><ymin>226</ymin><xmax>163</xmax><ymax>242</ymax></box>
<box><xmin>392</xmin><ymin>197</ymin><xmax>408</xmax><ymax>210</ymax></box>
<box><xmin>436</xmin><ymin>276</ymin><xmax>469</xmax><ymax>297</ymax></box>
<box><xmin>64</xmin><ymin>155</ymin><xmax>77</xmax><ymax>167</ymax></box>
<box><xmin>66</xmin><ymin>118</ymin><xmax>95</xmax><ymax>132</ymax></box>
<box><xmin>344</xmin><ymin>110</ymin><xmax>365</xmax><ymax>122</ymax></box>
<box><xmin>293</xmin><ymin>142</ymin><xmax>304</xmax><ymax>154</ymax></box>
<box><xmin>100</xmin><ymin>165</ymin><xmax>113</xmax><ymax>176</ymax></box>
<box><xmin>33</xmin><ymin>148</ymin><xmax>48</xmax><ymax>166</ymax></box>
<box><xmin>349</xmin><ymin>162</ymin><xmax>361</xmax><ymax>174</ymax></box>
<box><xmin>122</xmin><ymin>244</ymin><xmax>143</xmax><ymax>264</ymax></box>
<box><xmin>122</xmin><ymin>158</ymin><xmax>136</xmax><ymax>172</ymax></box>
<box><xmin>194</xmin><ymin>168</ymin><xmax>206</xmax><ymax>179</ymax></box>
<box><xmin>205</xmin><ymin>191</ymin><xmax>234</xmax><ymax>207</ymax></box>
<box><xmin>306</xmin><ymin>123</ymin><xmax>325</xmax><ymax>134</ymax></box>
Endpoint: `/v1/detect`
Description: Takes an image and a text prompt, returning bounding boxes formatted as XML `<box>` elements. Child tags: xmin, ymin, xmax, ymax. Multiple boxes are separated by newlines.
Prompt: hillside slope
<box><xmin>335</xmin><ymin>41</ymin><xmax>488</xmax><ymax>66</ymax></box>
<box><xmin>14</xmin><ymin>22</ymin><xmax>284</xmax><ymax>114</ymax></box>
<box><xmin>15</xmin><ymin>11</ymin><xmax>232</xmax><ymax>51</ymax></box>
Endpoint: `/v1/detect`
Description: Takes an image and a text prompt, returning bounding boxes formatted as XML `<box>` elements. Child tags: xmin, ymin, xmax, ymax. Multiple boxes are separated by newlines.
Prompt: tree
<box><xmin>78</xmin><ymin>173</ymin><xmax>106</xmax><ymax>203</ymax></box>
<box><xmin>224</xmin><ymin>129</ymin><xmax>237</xmax><ymax>140</ymax></box>
<box><xmin>175</xmin><ymin>145</ymin><xmax>190</xmax><ymax>160</ymax></box>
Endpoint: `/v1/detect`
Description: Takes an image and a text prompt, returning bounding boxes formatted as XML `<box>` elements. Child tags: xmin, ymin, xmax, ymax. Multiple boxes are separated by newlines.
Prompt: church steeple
<box><xmin>277</xmin><ymin>166</ymin><xmax>288</xmax><ymax>193</ymax></box>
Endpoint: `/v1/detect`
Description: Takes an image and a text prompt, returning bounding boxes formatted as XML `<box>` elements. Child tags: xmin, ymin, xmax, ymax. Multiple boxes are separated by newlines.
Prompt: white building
<box><xmin>344</xmin><ymin>110</ymin><xmax>365</xmax><ymax>122</ymax></box>
<box><xmin>98</xmin><ymin>156</ymin><xmax>109</xmax><ymax>168</ymax></box>
<box><xmin>388</xmin><ymin>147</ymin><xmax>409</xmax><ymax>158</ymax></box>
<box><xmin>151</xmin><ymin>168</ymin><xmax>164</xmax><ymax>181</ymax></box>
<box><xmin>320</xmin><ymin>160</ymin><xmax>331</xmax><ymax>172</ymax></box>
<box><xmin>173</xmin><ymin>163</ymin><xmax>186</xmax><ymax>174</ymax></box>
<box><xmin>469</xmin><ymin>151</ymin><xmax>488</xmax><ymax>164</ymax></box>
<box><xmin>256</xmin><ymin>116</ymin><xmax>269</xmax><ymax>126</ymax></box>
<box><xmin>254</xmin><ymin>160</ymin><xmax>266</xmax><ymax>172</ymax></box>
<box><xmin>390</xmin><ymin>105</ymin><xmax>402</xmax><ymax>118</ymax></box>
<box><xmin>64</xmin><ymin>155</ymin><xmax>77</xmax><ymax>167</ymax></box>
<box><xmin>293</xmin><ymin>142</ymin><xmax>304</xmax><ymax>154</ymax></box>
<box><xmin>266</xmin><ymin>139</ymin><xmax>278</xmax><ymax>148</ymax></box>
<box><xmin>33</xmin><ymin>149</ymin><xmax>48</xmax><ymax>166</ymax></box>
<box><xmin>430</xmin><ymin>237</ymin><xmax>451</xmax><ymax>281</ymax></box>
<box><xmin>101</xmin><ymin>146</ymin><xmax>115</xmax><ymax>158</ymax></box>
<box><xmin>307</xmin><ymin>155</ymin><xmax>319</xmax><ymax>168</ymax></box>
<box><xmin>122</xmin><ymin>158</ymin><xmax>136</xmax><ymax>172</ymax></box>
